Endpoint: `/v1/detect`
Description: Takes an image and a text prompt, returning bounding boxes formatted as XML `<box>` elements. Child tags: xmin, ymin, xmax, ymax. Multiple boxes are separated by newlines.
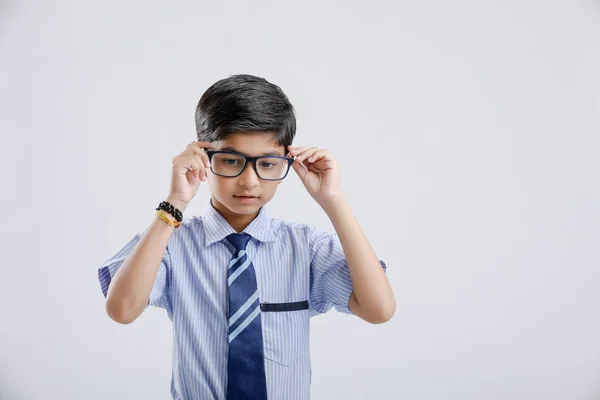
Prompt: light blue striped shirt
<box><xmin>98</xmin><ymin>203</ymin><xmax>386</xmax><ymax>399</ymax></box>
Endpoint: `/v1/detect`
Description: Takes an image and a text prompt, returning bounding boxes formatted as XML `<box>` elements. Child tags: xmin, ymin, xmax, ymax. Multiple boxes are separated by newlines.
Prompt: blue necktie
<box><xmin>225</xmin><ymin>233</ymin><xmax>268</xmax><ymax>400</ymax></box>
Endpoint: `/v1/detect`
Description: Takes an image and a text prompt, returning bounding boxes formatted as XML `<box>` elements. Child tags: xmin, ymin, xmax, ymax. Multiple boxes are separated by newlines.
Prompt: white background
<box><xmin>1</xmin><ymin>1</ymin><xmax>599</xmax><ymax>399</ymax></box>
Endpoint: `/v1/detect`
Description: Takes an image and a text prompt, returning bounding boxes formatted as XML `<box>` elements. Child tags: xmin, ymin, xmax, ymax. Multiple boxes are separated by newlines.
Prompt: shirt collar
<box><xmin>202</xmin><ymin>200</ymin><xmax>276</xmax><ymax>247</ymax></box>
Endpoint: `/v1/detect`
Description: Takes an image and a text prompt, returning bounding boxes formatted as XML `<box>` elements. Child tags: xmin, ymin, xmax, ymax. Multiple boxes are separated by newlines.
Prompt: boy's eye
<box><xmin>223</xmin><ymin>158</ymin><xmax>240</xmax><ymax>165</ymax></box>
<box><xmin>259</xmin><ymin>162</ymin><xmax>275</xmax><ymax>168</ymax></box>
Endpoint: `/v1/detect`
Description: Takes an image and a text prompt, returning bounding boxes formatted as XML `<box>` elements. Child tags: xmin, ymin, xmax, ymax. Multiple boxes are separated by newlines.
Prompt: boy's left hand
<box><xmin>288</xmin><ymin>146</ymin><xmax>343</xmax><ymax>206</ymax></box>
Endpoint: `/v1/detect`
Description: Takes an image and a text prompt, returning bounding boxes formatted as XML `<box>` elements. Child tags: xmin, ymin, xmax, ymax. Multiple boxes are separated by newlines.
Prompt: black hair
<box><xmin>195</xmin><ymin>74</ymin><xmax>296</xmax><ymax>150</ymax></box>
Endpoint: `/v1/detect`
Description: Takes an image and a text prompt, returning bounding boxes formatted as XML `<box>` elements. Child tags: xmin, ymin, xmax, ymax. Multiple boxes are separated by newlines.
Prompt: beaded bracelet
<box><xmin>156</xmin><ymin>210</ymin><xmax>181</xmax><ymax>228</ymax></box>
<box><xmin>156</xmin><ymin>201</ymin><xmax>183</xmax><ymax>222</ymax></box>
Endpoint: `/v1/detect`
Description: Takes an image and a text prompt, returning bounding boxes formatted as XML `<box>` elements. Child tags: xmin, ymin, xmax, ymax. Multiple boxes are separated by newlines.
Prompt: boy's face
<box><xmin>207</xmin><ymin>131</ymin><xmax>286</xmax><ymax>218</ymax></box>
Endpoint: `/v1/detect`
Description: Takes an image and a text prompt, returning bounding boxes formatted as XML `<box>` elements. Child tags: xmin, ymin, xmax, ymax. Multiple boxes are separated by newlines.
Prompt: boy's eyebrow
<box><xmin>220</xmin><ymin>147</ymin><xmax>284</xmax><ymax>157</ymax></box>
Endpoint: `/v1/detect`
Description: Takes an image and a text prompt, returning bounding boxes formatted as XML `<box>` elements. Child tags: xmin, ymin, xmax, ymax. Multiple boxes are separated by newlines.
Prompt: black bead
<box><xmin>156</xmin><ymin>200</ymin><xmax>184</xmax><ymax>222</ymax></box>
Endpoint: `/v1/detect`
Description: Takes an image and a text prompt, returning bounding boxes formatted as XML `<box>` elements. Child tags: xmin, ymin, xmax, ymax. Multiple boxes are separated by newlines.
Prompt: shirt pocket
<box><xmin>261</xmin><ymin>301</ymin><xmax>310</xmax><ymax>367</ymax></box>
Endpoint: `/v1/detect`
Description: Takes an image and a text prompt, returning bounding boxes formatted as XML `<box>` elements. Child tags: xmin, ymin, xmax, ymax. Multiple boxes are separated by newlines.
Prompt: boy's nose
<box><xmin>238</xmin><ymin>162</ymin><xmax>260</xmax><ymax>187</ymax></box>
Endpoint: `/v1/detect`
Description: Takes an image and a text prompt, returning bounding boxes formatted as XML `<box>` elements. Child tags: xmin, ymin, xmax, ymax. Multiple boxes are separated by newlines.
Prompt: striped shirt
<box><xmin>98</xmin><ymin>202</ymin><xmax>387</xmax><ymax>399</ymax></box>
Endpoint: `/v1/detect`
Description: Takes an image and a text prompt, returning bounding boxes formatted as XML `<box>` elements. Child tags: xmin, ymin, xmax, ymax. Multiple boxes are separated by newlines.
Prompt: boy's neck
<box><xmin>210</xmin><ymin>197</ymin><xmax>259</xmax><ymax>233</ymax></box>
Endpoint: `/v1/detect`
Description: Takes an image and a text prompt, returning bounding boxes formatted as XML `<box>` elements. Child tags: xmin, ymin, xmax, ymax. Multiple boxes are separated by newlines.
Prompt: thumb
<box><xmin>291</xmin><ymin>161</ymin><xmax>308</xmax><ymax>180</ymax></box>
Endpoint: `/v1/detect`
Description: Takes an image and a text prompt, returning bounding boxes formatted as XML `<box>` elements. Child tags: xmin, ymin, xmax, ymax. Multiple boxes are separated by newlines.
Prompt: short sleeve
<box><xmin>308</xmin><ymin>229</ymin><xmax>387</xmax><ymax>317</ymax></box>
<box><xmin>97</xmin><ymin>228</ymin><xmax>172</xmax><ymax>314</ymax></box>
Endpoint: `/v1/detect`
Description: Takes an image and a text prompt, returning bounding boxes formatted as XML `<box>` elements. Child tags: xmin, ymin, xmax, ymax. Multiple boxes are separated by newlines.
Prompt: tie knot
<box><xmin>226</xmin><ymin>233</ymin><xmax>251</xmax><ymax>252</ymax></box>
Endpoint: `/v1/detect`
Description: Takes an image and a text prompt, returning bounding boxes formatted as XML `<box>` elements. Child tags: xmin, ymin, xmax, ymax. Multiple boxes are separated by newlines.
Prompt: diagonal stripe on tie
<box><xmin>228</xmin><ymin>257</ymin><xmax>252</xmax><ymax>286</ymax></box>
<box><xmin>229</xmin><ymin>291</ymin><xmax>259</xmax><ymax>326</ymax></box>
<box><xmin>229</xmin><ymin>295</ymin><xmax>260</xmax><ymax>334</ymax></box>
<box><xmin>228</xmin><ymin>304</ymin><xmax>261</xmax><ymax>343</ymax></box>
<box><xmin>229</xmin><ymin>250</ymin><xmax>246</xmax><ymax>269</ymax></box>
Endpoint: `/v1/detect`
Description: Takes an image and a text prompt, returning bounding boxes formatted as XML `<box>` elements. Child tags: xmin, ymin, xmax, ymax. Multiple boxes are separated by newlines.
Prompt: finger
<box><xmin>296</xmin><ymin>148</ymin><xmax>320</xmax><ymax>164</ymax></box>
<box><xmin>187</xmin><ymin>156</ymin><xmax>205</xmax><ymax>180</ymax></box>
<box><xmin>195</xmin><ymin>154</ymin><xmax>210</xmax><ymax>180</ymax></box>
<box><xmin>193</xmin><ymin>140</ymin><xmax>212</xmax><ymax>150</ymax></box>
<box><xmin>291</xmin><ymin>160</ymin><xmax>308</xmax><ymax>180</ymax></box>
<box><xmin>290</xmin><ymin>147</ymin><xmax>315</xmax><ymax>160</ymax></box>
<box><xmin>187</xmin><ymin>141</ymin><xmax>212</xmax><ymax>160</ymax></box>
<box><xmin>288</xmin><ymin>146</ymin><xmax>315</xmax><ymax>156</ymax></box>
<box><xmin>307</xmin><ymin>150</ymin><xmax>329</xmax><ymax>163</ymax></box>
<box><xmin>290</xmin><ymin>146</ymin><xmax>315</xmax><ymax>153</ymax></box>
<box><xmin>175</xmin><ymin>155</ymin><xmax>199</xmax><ymax>179</ymax></box>
<box><xmin>188</xmin><ymin>140</ymin><xmax>211</xmax><ymax>148</ymax></box>
<box><xmin>182</xmin><ymin>154</ymin><xmax>206</xmax><ymax>181</ymax></box>
<box><xmin>190</xmin><ymin>147</ymin><xmax>211</xmax><ymax>169</ymax></box>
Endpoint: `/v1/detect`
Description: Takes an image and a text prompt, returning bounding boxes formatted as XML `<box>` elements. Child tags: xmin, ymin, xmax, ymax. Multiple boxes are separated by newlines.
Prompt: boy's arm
<box><xmin>321</xmin><ymin>196</ymin><xmax>395</xmax><ymax>324</ymax></box>
<box><xmin>104</xmin><ymin>197</ymin><xmax>185</xmax><ymax>324</ymax></box>
<box><xmin>288</xmin><ymin>145</ymin><xmax>395</xmax><ymax>324</ymax></box>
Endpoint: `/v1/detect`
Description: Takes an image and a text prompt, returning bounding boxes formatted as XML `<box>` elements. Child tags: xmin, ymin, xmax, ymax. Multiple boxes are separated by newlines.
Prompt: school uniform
<box><xmin>98</xmin><ymin>202</ymin><xmax>386</xmax><ymax>399</ymax></box>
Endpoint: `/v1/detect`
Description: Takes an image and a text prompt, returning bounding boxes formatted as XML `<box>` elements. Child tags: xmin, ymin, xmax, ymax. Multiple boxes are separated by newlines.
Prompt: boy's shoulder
<box><xmin>270</xmin><ymin>216</ymin><xmax>316</xmax><ymax>233</ymax></box>
<box><xmin>264</xmin><ymin>217</ymin><xmax>337</xmax><ymax>248</ymax></box>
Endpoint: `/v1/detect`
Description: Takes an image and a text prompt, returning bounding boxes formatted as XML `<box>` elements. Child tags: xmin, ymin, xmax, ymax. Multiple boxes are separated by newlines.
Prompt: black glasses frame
<box><xmin>204</xmin><ymin>150</ymin><xmax>296</xmax><ymax>181</ymax></box>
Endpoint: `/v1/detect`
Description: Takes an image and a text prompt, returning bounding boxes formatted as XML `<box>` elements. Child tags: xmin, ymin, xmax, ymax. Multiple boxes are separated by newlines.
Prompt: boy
<box><xmin>98</xmin><ymin>74</ymin><xmax>395</xmax><ymax>400</ymax></box>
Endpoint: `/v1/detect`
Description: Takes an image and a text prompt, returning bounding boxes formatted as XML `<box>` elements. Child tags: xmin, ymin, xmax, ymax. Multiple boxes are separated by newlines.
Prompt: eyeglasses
<box><xmin>205</xmin><ymin>150</ymin><xmax>295</xmax><ymax>181</ymax></box>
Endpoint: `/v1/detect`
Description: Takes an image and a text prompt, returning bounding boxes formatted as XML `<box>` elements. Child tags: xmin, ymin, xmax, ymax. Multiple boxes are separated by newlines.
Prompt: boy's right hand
<box><xmin>167</xmin><ymin>141</ymin><xmax>212</xmax><ymax>212</ymax></box>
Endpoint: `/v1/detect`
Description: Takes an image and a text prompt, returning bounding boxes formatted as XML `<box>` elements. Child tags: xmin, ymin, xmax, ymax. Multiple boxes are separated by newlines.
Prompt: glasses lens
<box><xmin>256</xmin><ymin>157</ymin><xmax>288</xmax><ymax>180</ymax></box>
<box><xmin>211</xmin><ymin>153</ymin><xmax>246</xmax><ymax>176</ymax></box>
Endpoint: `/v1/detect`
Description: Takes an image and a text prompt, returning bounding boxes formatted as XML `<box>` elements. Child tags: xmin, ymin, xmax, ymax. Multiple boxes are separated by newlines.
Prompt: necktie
<box><xmin>225</xmin><ymin>233</ymin><xmax>268</xmax><ymax>400</ymax></box>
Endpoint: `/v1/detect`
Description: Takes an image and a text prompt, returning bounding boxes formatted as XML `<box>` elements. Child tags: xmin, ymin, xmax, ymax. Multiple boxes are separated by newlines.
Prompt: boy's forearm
<box><xmin>105</xmin><ymin>198</ymin><xmax>185</xmax><ymax>324</ymax></box>
<box><xmin>321</xmin><ymin>196</ymin><xmax>396</xmax><ymax>324</ymax></box>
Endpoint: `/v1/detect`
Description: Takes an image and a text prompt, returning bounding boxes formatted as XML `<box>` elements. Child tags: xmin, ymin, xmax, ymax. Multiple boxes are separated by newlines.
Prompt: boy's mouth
<box><xmin>233</xmin><ymin>194</ymin><xmax>259</xmax><ymax>204</ymax></box>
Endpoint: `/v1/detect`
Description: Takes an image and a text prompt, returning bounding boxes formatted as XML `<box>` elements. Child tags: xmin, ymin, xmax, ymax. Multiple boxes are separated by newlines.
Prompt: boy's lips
<box><xmin>234</xmin><ymin>194</ymin><xmax>259</xmax><ymax>204</ymax></box>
